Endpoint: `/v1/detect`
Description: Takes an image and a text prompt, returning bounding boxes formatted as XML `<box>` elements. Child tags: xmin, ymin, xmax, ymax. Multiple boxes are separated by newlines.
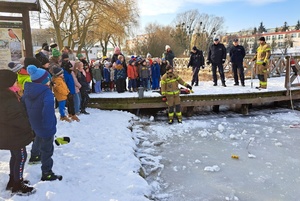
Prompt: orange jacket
<box><xmin>127</xmin><ymin>64</ymin><xmax>138</xmax><ymax>79</ymax></box>
<box><xmin>52</xmin><ymin>76</ymin><xmax>70</xmax><ymax>101</ymax></box>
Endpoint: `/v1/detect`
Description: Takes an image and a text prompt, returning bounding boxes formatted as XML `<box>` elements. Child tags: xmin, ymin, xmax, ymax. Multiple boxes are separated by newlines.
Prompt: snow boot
<box><xmin>6</xmin><ymin>175</ymin><xmax>30</xmax><ymax>191</ymax></box>
<box><xmin>41</xmin><ymin>171</ymin><xmax>63</xmax><ymax>181</ymax></box>
<box><xmin>70</xmin><ymin>115</ymin><xmax>80</xmax><ymax>122</ymax></box>
<box><xmin>168</xmin><ymin>119</ymin><xmax>174</xmax><ymax>124</ymax></box>
<box><xmin>28</xmin><ymin>155</ymin><xmax>41</xmax><ymax>165</ymax></box>
<box><xmin>60</xmin><ymin>116</ymin><xmax>71</xmax><ymax>122</ymax></box>
<box><xmin>11</xmin><ymin>180</ymin><xmax>36</xmax><ymax>196</ymax></box>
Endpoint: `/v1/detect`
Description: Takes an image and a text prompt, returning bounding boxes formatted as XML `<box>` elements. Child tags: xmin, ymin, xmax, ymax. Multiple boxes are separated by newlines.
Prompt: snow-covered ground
<box><xmin>1</xmin><ymin>76</ymin><xmax>300</xmax><ymax>201</ymax></box>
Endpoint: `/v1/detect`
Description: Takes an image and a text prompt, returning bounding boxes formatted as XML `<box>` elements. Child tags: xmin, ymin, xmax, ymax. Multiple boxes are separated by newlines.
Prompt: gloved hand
<box><xmin>55</xmin><ymin>136</ymin><xmax>71</xmax><ymax>146</ymax></box>
<box><xmin>206</xmin><ymin>60</ymin><xmax>211</xmax><ymax>65</ymax></box>
<box><xmin>187</xmin><ymin>85</ymin><xmax>192</xmax><ymax>90</ymax></box>
<box><xmin>162</xmin><ymin>96</ymin><xmax>167</xmax><ymax>102</ymax></box>
<box><xmin>222</xmin><ymin>59</ymin><xmax>226</xmax><ymax>64</ymax></box>
<box><xmin>202</xmin><ymin>65</ymin><xmax>205</xmax><ymax>69</ymax></box>
<box><xmin>262</xmin><ymin>62</ymin><xmax>266</xmax><ymax>66</ymax></box>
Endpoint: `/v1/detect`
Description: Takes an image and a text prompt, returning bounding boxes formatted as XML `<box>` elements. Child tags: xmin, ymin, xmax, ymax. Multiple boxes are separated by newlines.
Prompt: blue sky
<box><xmin>138</xmin><ymin>0</ymin><xmax>299</xmax><ymax>33</ymax></box>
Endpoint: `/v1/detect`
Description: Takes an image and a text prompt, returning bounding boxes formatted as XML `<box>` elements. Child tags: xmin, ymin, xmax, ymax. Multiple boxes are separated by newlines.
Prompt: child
<box><xmin>52</xmin><ymin>67</ymin><xmax>71</xmax><ymax>122</ymax></box>
<box><xmin>114</xmin><ymin>55</ymin><xmax>126</xmax><ymax>93</ymax></box>
<box><xmin>109</xmin><ymin>62</ymin><xmax>115</xmax><ymax>91</ymax></box>
<box><xmin>103</xmin><ymin>61</ymin><xmax>111</xmax><ymax>92</ymax></box>
<box><xmin>23</xmin><ymin>65</ymin><xmax>62</xmax><ymax>181</ymax></box>
<box><xmin>92</xmin><ymin>62</ymin><xmax>103</xmax><ymax>93</ymax></box>
<box><xmin>127</xmin><ymin>59</ymin><xmax>138</xmax><ymax>92</ymax></box>
<box><xmin>160</xmin><ymin>65</ymin><xmax>192</xmax><ymax>124</ymax></box>
<box><xmin>151</xmin><ymin>58</ymin><xmax>161</xmax><ymax>90</ymax></box>
<box><xmin>0</xmin><ymin>69</ymin><xmax>35</xmax><ymax>195</ymax></box>
<box><xmin>139</xmin><ymin>59</ymin><xmax>150</xmax><ymax>90</ymax></box>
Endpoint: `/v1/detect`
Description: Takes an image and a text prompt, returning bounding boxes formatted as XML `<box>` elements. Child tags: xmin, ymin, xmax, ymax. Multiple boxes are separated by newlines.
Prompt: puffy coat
<box><xmin>0</xmin><ymin>89</ymin><xmax>33</xmax><ymax>150</ymax></box>
<box><xmin>230</xmin><ymin>45</ymin><xmax>246</xmax><ymax>64</ymax></box>
<box><xmin>52</xmin><ymin>76</ymin><xmax>70</xmax><ymax>101</ymax></box>
<box><xmin>151</xmin><ymin>63</ymin><xmax>160</xmax><ymax>79</ymax></box>
<box><xmin>188</xmin><ymin>49</ymin><xmax>204</xmax><ymax>67</ymax></box>
<box><xmin>139</xmin><ymin>64</ymin><xmax>150</xmax><ymax>79</ymax></box>
<box><xmin>77</xmin><ymin>71</ymin><xmax>90</xmax><ymax>92</ymax></box>
<box><xmin>160</xmin><ymin>72</ymin><xmax>188</xmax><ymax>96</ymax></box>
<box><xmin>127</xmin><ymin>64</ymin><xmax>138</xmax><ymax>79</ymax></box>
<box><xmin>162</xmin><ymin>51</ymin><xmax>175</xmax><ymax>66</ymax></box>
<box><xmin>71</xmin><ymin>71</ymin><xmax>81</xmax><ymax>93</ymax></box>
<box><xmin>22</xmin><ymin>82</ymin><xmax>57</xmax><ymax>138</ymax></box>
<box><xmin>63</xmin><ymin>69</ymin><xmax>76</xmax><ymax>94</ymax></box>
<box><xmin>114</xmin><ymin>64</ymin><xmax>126</xmax><ymax>80</ymax></box>
<box><xmin>103</xmin><ymin>67</ymin><xmax>111</xmax><ymax>82</ymax></box>
<box><xmin>92</xmin><ymin>68</ymin><xmax>103</xmax><ymax>81</ymax></box>
<box><xmin>207</xmin><ymin>43</ymin><xmax>226</xmax><ymax>64</ymax></box>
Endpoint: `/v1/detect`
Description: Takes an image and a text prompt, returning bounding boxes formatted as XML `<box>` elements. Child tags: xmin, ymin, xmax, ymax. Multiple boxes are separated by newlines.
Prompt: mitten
<box><xmin>187</xmin><ymin>85</ymin><xmax>192</xmax><ymax>90</ymax></box>
<box><xmin>55</xmin><ymin>136</ymin><xmax>70</xmax><ymax>146</ymax></box>
<box><xmin>162</xmin><ymin>96</ymin><xmax>167</xmax><ymax>102</ymax></box>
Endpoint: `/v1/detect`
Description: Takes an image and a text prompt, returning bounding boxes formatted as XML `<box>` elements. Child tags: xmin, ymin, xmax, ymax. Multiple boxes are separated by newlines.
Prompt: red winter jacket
<box><xmin>127</xmin><ymin>64</ymin><xmax>138</xmax><ymax>79</ymax></box>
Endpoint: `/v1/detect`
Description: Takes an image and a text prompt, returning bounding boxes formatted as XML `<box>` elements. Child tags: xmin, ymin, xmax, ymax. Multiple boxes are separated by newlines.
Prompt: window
<box><xmin>291</xmin><ymin>33</ymin><xmax>297</xmax><ymax>38</ymax></box>
<box><xmin>272</xmin><ymin>35</ymin><xmax>277</xmax><ymax>40</ymax></box>
<box><xmin>266</xmin><ymin>36</ymin><xmax>271</xmax><ymax>41</ymax></box>
<box><xmin>278</xmin><ymin>35</ymin><xmax>284</xmax><ymax>39</ymax></box>
<box><xmin>278</xmin><ymin>42</ymin><xmax>284</xmax><ymax>47</ymax></box>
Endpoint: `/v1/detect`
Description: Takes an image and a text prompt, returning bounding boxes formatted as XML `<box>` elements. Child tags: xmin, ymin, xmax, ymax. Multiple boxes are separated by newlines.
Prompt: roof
<box><xmin>0</xmin><ymin>0</ymin><xmax>40</xmax><ymax>12</ymax></box>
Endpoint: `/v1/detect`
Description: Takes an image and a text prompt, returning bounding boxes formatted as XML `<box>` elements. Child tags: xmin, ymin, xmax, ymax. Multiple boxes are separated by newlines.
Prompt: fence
<box><xmin>173</xmin><ymin>55</ymin><xmax>300</xmax><ymax>88</ymax></box>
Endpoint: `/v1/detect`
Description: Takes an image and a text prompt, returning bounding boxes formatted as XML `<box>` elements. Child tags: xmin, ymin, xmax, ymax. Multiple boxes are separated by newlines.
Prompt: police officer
<box><xmin>229</xmin><ymin>38</ymin><xmax>246</xmax><ymax>86</ymax></box>
<box><xmin>207</xmin><ymin>37</ymin><xmax>227</xmax><ymax>87</ymax></box>
<box><xmin>187</xmin><ymin>46</ymin><xmax>205</xmax><ymax>86</ymax></box>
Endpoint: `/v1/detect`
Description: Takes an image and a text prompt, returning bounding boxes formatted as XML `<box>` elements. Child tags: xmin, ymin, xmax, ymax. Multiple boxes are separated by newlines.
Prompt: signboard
<box><xmin>0</xmin><ymin>22</ymin><xmax>23</xmax><ymax>69</ymax></box>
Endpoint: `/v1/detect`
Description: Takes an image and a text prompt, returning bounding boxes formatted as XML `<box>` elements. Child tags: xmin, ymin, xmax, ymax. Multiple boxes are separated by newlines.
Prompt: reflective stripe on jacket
<box><xmin>160</xmin><ymin>72</ymin><xmax>187</xmax><ymax>96</ymax></box>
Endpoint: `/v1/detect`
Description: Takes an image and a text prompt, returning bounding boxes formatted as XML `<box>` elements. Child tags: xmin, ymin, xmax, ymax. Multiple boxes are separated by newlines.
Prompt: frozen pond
<box><xmin>134</xmin><ymin>108</ymin><xmax>300</xmax><ymax>201</ymax></box>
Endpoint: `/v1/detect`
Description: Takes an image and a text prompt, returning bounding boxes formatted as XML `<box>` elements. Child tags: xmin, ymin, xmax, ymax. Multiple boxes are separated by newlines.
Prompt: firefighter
<box><xmin>160</xmin><ymin>65</ymin><xmax>192</xmax><ymax>124</ymax></box>
<box><xmin>252</xmin><ymin>37</ymin><xmax>271</xmax><ymax>89</ymax></box>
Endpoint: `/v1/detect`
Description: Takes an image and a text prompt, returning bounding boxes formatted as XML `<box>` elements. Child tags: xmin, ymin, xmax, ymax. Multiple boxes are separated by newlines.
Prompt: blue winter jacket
<box><xmin>151</xmin><ymin>63</ymin><xmax>161</xmax><ymax>79</ymax></box>
<box><xmin>103</xmin><ymin>67</ymin><xmax>110</xmax><ymax>82</ymax></box>
<box><xmin>22</xmin><ymin>82</ymin><xmax>57</xmax><ymax>138</ymax></box>
<box><xmin>63</xmin><ymin>69</ymin><xmax>75</xmax><ymax>94</ymax></box>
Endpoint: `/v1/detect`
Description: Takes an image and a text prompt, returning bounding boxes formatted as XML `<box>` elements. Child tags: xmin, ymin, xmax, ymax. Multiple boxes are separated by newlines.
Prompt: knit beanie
<box><xmin>27</xmin><ymin>65</ymin><xmax>50</xmax><ymax>85</ymax></box>
<box><xmin>52</xmin><ymin>67</ymin><xmax>64</xmax><ymax>77</ymax></box>
<box><xmin>8</xmin><ymin>62</ymin><xmax>23</xmax><ymax>73</ymax></box>
<box><xmin>52</xmin><ymin>48</ymin><xmax>61</xmax><ymax>57</ymax></box>
<box><xmin>24</xmin><ymin>57</ymin><xmax>42</xmax><ymax>69</ymax></box>
<box><xmin>0</xmin><ymin>69</ymin><xmax>17</xmax><ymax>89</ymax></box>
<box><xmin>165</xmin><ymin>45</ymin><xmax>171</xmax><ymax>50</ymax></box>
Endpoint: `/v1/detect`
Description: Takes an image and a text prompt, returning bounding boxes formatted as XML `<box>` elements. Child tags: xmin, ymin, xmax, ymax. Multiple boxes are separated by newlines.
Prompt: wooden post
<box><xmin>22</xmin><ymin>10</ymin><xmax>33</xmax><ymax>57</ymax></box>
<box><xmin>285</xmin><ymin>56</ymin><xmax>290</xmax><ymax>90</ymax></box>
<box><xmin>212</xmin><ymin>105</ymin><xmax>219</xmax><ymax>113</ymax></box>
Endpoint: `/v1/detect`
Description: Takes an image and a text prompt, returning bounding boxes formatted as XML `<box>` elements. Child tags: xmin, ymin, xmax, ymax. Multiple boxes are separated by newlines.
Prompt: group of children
<box><xmin>87</xmin><ymin>53</ymin><xmax>168</xmax><ymax>94</ymax></box>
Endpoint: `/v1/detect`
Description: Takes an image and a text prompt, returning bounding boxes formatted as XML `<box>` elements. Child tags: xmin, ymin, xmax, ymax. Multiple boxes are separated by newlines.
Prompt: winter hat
<box><xmin>214</xmin><ymin>37</ymin><xmax>219</xmax><ymax>41</ymax></box>
<box><xmin>146</xmin><ymin>53</ymin><xmax>152</xmax><ymax>58</ymax></box>
<box><xmin>104</xmin><ymin>61</ymin><xmax>111</xmax><ymax>66</ymax></box>
<box><xmin>50</xmin><ymin>43</ymin><xmax>58</xmax><ymax>49</ymax></box>
<box><xmin>42</xmin><ymin>45</ymin><xmax>49</xmax><ymax>52</ymax></box>
<box><xmin>61</xmin><ymin>53</ymin><xmax>69</xmax><ymax>60</ymax></box>
<box><xmin>116</xmin><ymin>60</ymin><xmax>122</xmax><ymax>65</ymax></box>
<box><xmin>52</xmin><ymin>48</ymin><xmax>61</xmax><ymax>57</ymax></box>
<box><xmin>162</xmin><ymin>58</ymin><xmax>166</xmax><ymax>61</ymax></box>
<box><xmin>114</xmin><ymin>46</ymin><xmax>120</xmax><ymax>53</ymax></box>
<box><xmin>93</xmin><ymin>60</ymin><xmax>100</xmax><ymax>67</ymax></box>
<box><xmin>259</xmin><ymin>37</ymin><xmax>266</xmax><ymax>41</ymax></box>
<box><xmin>8</xmin><ymin>61</ymin><xmax>23</xmax><ymax>73</ymax></box>
<box><xmin>0</xmin><ymin>69</ymin><xmax>17</xmax><ymax>89</ymax></box>
<box><xmin>77</xmin><ymin>53</ymin><xmax>83</xmax><ymax>59</ymax></box>
<box><xmin>24</xmin><ymin>57</ymin><xmax>42</xmax><ymax>68</ymax></box>
<box><xmin>233</xmin><ymin>38</ymin><xmax>239</xmax><ymax>42</ymax></box>
<box><xmin>52</xmin><ymin>67</ymin><xmax>64</xmax><ymax>77</ymax></box>
<box><xmin>27</xmin><ymin>65</ymin><xmax>50</xmax><ymax>85</ymax></box>
<box><xmin>165</xmin><ymin>45</ymin><xmax>171</xmax><ymax>50</ymax></box>
<box><xmin>42</xmin><ymin>42</ymin><xmax>48</xmax><ymax>49</ymax></box>
<box><xmin>192</xmin><ymin>46</ymin><xmax>197</xmax><ymax>51</ymax></box>
<box><xmin>40</xmin><ymin>56</ymin><xmax>49</xmax><ymax>66</ymax></box>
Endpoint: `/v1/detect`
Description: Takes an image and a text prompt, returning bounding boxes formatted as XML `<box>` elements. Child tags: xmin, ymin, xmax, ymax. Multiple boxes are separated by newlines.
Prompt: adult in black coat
<box><xmin>207</xmin><ymin>38</ymin><xmax>227</xmax><ymax>87</ymax></box>
<box><xmin>187</xmin><ymin>46</ymin><xmax>205</xmax><ymax>86</ymax></box>
<box><xmin>0</xmin><ymin>69</ymin><xmax>35</xmax><ymax>194</ymax></box>
<box><xmin>163</xmin><ymin>45</ymin><xmax>175</xmax><ymax>67</ymax></box>
<box><xmin>229</xmin><ymin>39</ymin><xmax>246</xmax><ymax>86</ymax></box>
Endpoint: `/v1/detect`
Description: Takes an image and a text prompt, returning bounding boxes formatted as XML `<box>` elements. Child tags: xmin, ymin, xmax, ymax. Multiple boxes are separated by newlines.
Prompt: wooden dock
<box><xmin>88</xmin><ymin>88</ymin><xmax>300</xmax><ymax>115</ymax></box>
